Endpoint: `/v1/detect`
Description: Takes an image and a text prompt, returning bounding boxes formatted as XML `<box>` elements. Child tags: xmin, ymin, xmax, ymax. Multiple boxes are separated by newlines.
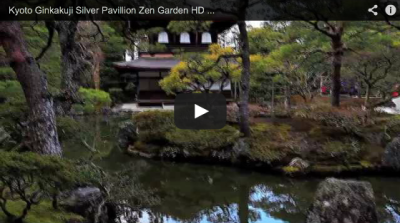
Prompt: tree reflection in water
<box><xmin>63</xmin><ymin>116</ymin><xmax>400</xmax><ymax>223</ymax></box>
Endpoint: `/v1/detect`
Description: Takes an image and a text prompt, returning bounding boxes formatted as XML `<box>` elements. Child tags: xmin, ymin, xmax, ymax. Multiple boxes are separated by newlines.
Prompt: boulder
<box><xmin>0</xmin><ymin>127</ymin><xmax>10</xmax><ymax>145</ymax></box>
<box><xmin>226</xmin><ymin>103</ymin><xmax>240</xmax><ymax>123</ymax></box>
<box><xmin>306</xmin><ymin>178</ymin><xmax>378</xmax><ymax>223</ymax></box>
<box><xmin>60</xmin><ymin>187</ymin><xmax>116</xmax><ymax>223</ymax></box>
<box><xmin>60</xmin><ymin>187</ymin><xmax>102</xmax><ymax>216</ymax></box>
<box><xmin>117</xmin><ymin>120</ymin><xmax>137</xmax><ymax>149</ymax></box>
<box><xmin>382</xmin><ymin>137</ymin><xmax>400</xmax><ymax>170</ymax></box>
<box><xmin>288</xmin><ymin>157</ymin><xmax>310</xmax><ymax>171</ymax></box>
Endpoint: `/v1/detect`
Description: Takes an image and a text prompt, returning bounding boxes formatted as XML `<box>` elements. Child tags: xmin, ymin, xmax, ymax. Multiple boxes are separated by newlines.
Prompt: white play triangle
<box><xmin>194</xmin><ymin>104</ymin><xmax>209</xmax><ymax>119</ymax></box>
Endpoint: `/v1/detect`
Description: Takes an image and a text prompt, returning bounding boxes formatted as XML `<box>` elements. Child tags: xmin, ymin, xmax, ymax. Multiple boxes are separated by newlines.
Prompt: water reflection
<box><xmin>63</xmin><ymin>116</ymin><xmax>400</xmax><ymax>223</ymax></box>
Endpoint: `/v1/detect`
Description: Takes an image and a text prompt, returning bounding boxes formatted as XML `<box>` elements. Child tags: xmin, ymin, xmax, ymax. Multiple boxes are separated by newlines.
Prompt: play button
<box><xmin>194</xmin><ymin>104</ymin><xmax>209</xmax><ymax>119</ymax></box>
<box><xmin>174</xmin><ymin>93</ymin><xmax>226</xmax><ymax>129</ymax></box>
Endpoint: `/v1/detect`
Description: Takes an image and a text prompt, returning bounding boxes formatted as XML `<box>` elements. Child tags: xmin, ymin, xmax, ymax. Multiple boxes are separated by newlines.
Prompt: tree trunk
<box><xmin>271</xmin><ymin>81</ymin><xmax>275</xmax><ymax>118</ymax></box>
<box><xmin>365</xmin><ymin>84</ymin><xmax>371</xmax><ymax>106</ymax></box>
<box><xmin>55</xmin><ymin>21</ymin><xmax>90</xmax><ymax>113</ymax></box>
<box><xmin>331</xmin><ymin>35</ymin><xmax>343</xmax><ymax>107</ymax></box>
<box><xmin>284</xmin><ymin>85</ymin><xmax>291</xmax><ymax>110</ymax></box>
<box><xmin>0</xmin><ymin>21</ymin><xmax>62</xmax><ymax>156</ymax></box>
<box><xmin>238</xmin><ymin>185</ymin><xmax>250</xmax><ymax>223</ymax></box>
<box><xmin>237</xmin><ymin>21</ymin><xmax>251</xmax><ymax>137</ymax></box>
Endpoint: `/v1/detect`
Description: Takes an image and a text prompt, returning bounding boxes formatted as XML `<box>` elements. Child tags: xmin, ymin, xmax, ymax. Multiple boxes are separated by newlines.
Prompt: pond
<box><xmin>63</xmin><ymin>116</ymin><xmax>400</xmax><ymax>223</ymax></box>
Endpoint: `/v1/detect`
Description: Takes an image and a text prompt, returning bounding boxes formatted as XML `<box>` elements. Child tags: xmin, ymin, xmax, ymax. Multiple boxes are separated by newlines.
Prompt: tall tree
<box><xmin>302</xmin><ymin>21</ymin><xmax>345</xmax><ymax>107</ymax></box>
<box><xmin>0</xmin><ymin>22</ymin><xmax>62</xmax><ymax>156</ymax></box>
<box><xmin>237</xmin><ymin>21</ymin><xmax>252</xmax><ymax>137</ymax></box>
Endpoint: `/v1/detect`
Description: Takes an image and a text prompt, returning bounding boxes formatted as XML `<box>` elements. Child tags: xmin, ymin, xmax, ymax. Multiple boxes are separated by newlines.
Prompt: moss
<box><xmin>282</xmin><ymin>166</ymin><xmax>300</xmax><ymax>174</ymax></box>
<box><xmin>247</xmin><ymin>123</ymin><xmax>292</xmax><ymax>163</ymax></box>
<box><xmin>165</xmin><ymin>126</ymin><xmax>240</xmax><ymax>154</ymax></box>
<box><xmin>317</xmin><ymin>140</ymin><xmax>362</xmax><ymax>163</ymax></box>
<box><xmin>133</xmin><ymin>111</ymin><xmax>175</xmax><ymax>143</ymax></box>
<box><xmin>360</xmin><ymin>160</ymin><xmax>374</xmax><ymax>168</ymax></box>
<box><xmin>56</xmin><ymin>116</ymin><xmax>82</xmax><ymax>140</ymax></box>
<box><xmin>310</xmin><ymin>165</ymin><xmax>345</xmax><ymax>173</ymax></box>
<box><xmin>0</xmin><ymin>201</ymin><xmax>83</xmax><ymax>223</ymax></box>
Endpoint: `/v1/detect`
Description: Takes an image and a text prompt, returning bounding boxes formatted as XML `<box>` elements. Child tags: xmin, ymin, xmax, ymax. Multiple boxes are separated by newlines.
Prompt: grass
<box><xmin>0</xmin><ymin>201</ymin><xmax>83</xmax><ymax>223</ymax></box>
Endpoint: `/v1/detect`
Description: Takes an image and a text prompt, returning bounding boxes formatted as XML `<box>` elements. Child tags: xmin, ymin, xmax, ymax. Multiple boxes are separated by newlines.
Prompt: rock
<box><xmin>0</xmin><ymin>127</ymin><xmax>10</xmax><ymax>145</ymax></box>
<box><xmin>60</xmin><ymin>187</ymin><xmax>102</xmax><ymax>216</ymax></box>
<box><xmin>382</xmin><ymin>137</ymin><xmax>400</xmax><ymax>170</ymax></box>
<box><xmin>288</xmin><ymin>157</ymin><xmax>310</xmax><ymax>171</ymax></box>
<box><xmin>117</xmin><ymin>120</ymin><xmax>137</xmax><ymax>149</ymax></box>
<box><xmin>306</xmin><ymin>178</ymin><xmax>378</xmax><ymax>223</ymax></box>
<box><xmin>60</xmin><ymin>187</ymin><xmax>116</xmax><ymax>223</ymax></box>
<box><xmin>227</xmin><ymin>103</ymin><xmax>240</xmax><ymax>123</ymax></box>
<box><xmin>382</xmin><ymin>100</ymin><xmax>396</xmax><ymax>108</ymax></box>
<box><xmin>232</xmin><ymin>138</ymin><xmax>249</xmax><ymax>156</ymax></box>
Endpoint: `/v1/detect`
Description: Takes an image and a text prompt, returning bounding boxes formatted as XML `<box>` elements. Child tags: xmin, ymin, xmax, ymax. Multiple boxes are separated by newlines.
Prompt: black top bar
<box><xmin>1</xmin><ymin>0</ymin><xmax>400</xmax><ymax>21</ymax></box>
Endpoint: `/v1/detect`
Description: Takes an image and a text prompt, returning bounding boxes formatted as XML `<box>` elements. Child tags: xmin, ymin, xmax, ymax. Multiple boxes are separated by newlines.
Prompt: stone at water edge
<box><xmin>382</xmin><ymin>137</ymin><xmax>400</xmax><ymax>170</ymax></box>
<box><xmin>117</xmin><ymin>120</ymin><xmax>137</xmax><ymax>149</ymax></box>
<box><xmin>288</xmin><ymin>157</ymin><xmax>310</xmax><ymax>171</ymax></box>
<box><xmin>306</xmin><ymin>178</ymin><xmax>378</xmax><ymax>223</ymax></box>
<box><xmin>0</xmin><ymin>127</ymin><xmax>10</xmax><ymax>145</ymax></box>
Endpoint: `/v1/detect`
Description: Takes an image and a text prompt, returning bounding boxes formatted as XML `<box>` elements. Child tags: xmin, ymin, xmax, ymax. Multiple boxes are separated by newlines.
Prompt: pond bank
<box><xmin>60</xmin><ymin>115</ymin><xmax>400</xmax><ymax>223</ymax></box>
<box><xmin>125</xmin><ymin>109</ymin><xmax>400</xmax><ymax>178</ymax></box>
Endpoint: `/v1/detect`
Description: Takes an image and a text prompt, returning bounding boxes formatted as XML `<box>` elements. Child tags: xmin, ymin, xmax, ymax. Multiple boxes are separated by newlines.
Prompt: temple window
<box><xmin>201</xmin><ymin>32</ymin><xmax>212</xmax><ymax>44</ymax></box>
<box><xmin>180</xmin><ymin>32</ymin><xmax>191</xmax><ymax>44</ymax></box>
<box><xmin>158</xmin><ymin>31</ymin><xmax>169</xmax><ymax>43</ymax></box>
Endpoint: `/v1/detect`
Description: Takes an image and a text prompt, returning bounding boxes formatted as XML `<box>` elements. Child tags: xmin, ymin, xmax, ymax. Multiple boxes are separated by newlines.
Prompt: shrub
<box><xmin>166</xmin><ymin>126</ymin><xmax>240</xmax><ymax>154</ymax></box>
<box><xmin>293</xmin><ymin>105</ymin><xmax>371</xmax><ymax>135</ymax></box>
<box><xmin>78</xmin><ymin>88</ymin><xmax>112</xmax><ymax>114</ymax></box>
<box><xmin>133</xmin><ymin>111</ymin><xmax>241</xmax><ymax>155</ymax></box>
<box><xmin>0</xmin><ymin>152</ymin><xmax>84</xmax><ymax>223</ymax></box>
<box><xmin>247</xmin><ymin>123</ymin><xmax>292</xmax><ymax>163</ymax></box>
<box><xmin>56</xmin><ymin>117</ymin><xmax>83</xmax><ymax>140</ymax></box>
<box><xmin>133</xmin><ymin>111</ymin><xmax>174</xmax><ymax>143</ymax></box>
<box><xmin>108</xmin><ymin>88</ymin><xmax>125</xmax><ymax>104</ymax></box>
<box><xmin>319</xmin><ymin>140</ymin><xmax>362</xmax><ymax>163</ymax></box>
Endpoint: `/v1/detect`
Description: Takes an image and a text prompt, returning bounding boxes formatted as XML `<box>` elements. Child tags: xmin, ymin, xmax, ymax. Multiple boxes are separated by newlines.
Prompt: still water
<box><xmin>63</xmin><ymin>116</ymin><xmax>400</xmax><ymax>223</ymax></box>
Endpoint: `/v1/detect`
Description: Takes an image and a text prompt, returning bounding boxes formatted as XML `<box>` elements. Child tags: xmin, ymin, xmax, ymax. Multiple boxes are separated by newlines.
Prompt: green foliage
<box><xmin>0</xmin><ymin>201</ymin><xmax>83</xmax><ymax>223</ymax></box>
<box><xmin>108</xmin><ymin>88</ymin><xmax>125</xmax><ymax>104</ymax></box>
<box><xmin>0</xmin><ymin>151</ymin><xmax>86</xmax><ymax>222</ymax></box>
<box><xmin>99</xmin><ymin>23</ymin><xmax>127</xmax><ymax>90</ymax></box>
<box><xmin>56</xmin><ymin>116</ymin><xmax>83</xmax><ymax>140</ymax></box>
<box><xmin>0</xmin><ymin>81</ymin><xmax>27</xmax><ymax>139</ymax></box>
<box><xmin>319</xmin><ymin>140</ymin><xmax>362</xmax><ymax>163</ymax></box>
<box><xmin>0</xmin><ymin>67</ymin><xmax>15</xmax><ymax>81</ymax></box>
<box><xmin>282</xmin><ymin>166</ymin><xmax>301</xmax><ymax>175</ymax></box>
<box><xmin>160</xmin><ymin>44</ymin><xmax>241</xmax><ymax>95</ymax></box>
<box><xmin>78</xmin><ymin>87</ymin><xmax>112</xmax><ymax>114</ymax></box>
<box><xmin>133</xmin><ymin>111</ymin><xmax>175</xmax><ymax>143</ymax></box>
<box><xmin>22</xmin><ymin>22</ymin><xmax>62</xmax><ymax>91</ymax></box>
<box><xmin>293</xmin><ymin>105</ymin><xmax>371</xmax><ymax>135</ymax></box>
<box><xmin>167</xmin><ymin>21</ymin><xmax>212</xmax><ymax>34</ymax></box>
<box><xmin>133</xmin><ymin>111</ymin><xmax>240</xmax><ymax>156</ymax></box>
<box><xmin>248</xmin><ymin>123</ymin><xmax>292</xmax><ymax>163</ymax></box>
<box><xmin>166</xmin><ymin>126</ymin><xmax>240</xmax><ymax>153</ymax></box>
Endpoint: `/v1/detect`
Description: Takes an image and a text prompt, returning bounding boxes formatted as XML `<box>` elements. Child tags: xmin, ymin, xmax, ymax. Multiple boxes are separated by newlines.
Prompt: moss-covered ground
<box><xmin>0</xmin><ymin>201</ymin><xmax>83</xmax><ymax>223</ymax></box>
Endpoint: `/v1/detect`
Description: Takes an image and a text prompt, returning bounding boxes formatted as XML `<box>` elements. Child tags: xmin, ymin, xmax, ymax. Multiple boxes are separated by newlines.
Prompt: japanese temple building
<box><xmin>113</xmin><ymin>21</ymin><xmax>234</xmax><ymax>106</ymax></box>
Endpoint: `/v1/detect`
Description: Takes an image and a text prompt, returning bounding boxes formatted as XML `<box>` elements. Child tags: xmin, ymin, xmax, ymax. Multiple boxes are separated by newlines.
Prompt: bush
<box><xmin>108</xmin><ymin>88</ymin><xmax>125</xmax><ymax>104</ymax></box>
<box><xmin>247</xmin><ymin>123</ymin><xmax>292</xmax><ymax>163</ymax></box>
<box><xmin>133</xmin><ymin>111</ymin><xmax>174</xmax><ymax>143</ymax></box>
<box><xmin>319</xmin><ymin>140</ymin><xmax>362</xmax><ymax>163</ymax></box>
<box><xmin>133</xmin><ymin>111</ymin><xmax>241</xmax><ymax>156</ymax></box>
<box><xmin>78</xmin><ymin>88</ymin><xmax>112</xmax><ymax>114</ymax></box>
<box><xmin>166</xmin><ymin>126</ymin><xmax>240</xmax><ymax>154</ymax></box>
<box><xmin>0</xmin><ymin>81</ymin><xmax>27</xmax><ymax>145</ymax></box>
<box><xmin>0</xmin><ymin>152</ymin><xmax>84</xmax><ymax>222</ymax></box>
<box><xmin>56</xmin><ymin>117</ymin><xmax>83</xmax><ymax>140</ymax></box>
<box><xmin>293</xmin><ymin>105</ymin><xmax>372</xmax><ymax>135</ymax></box>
